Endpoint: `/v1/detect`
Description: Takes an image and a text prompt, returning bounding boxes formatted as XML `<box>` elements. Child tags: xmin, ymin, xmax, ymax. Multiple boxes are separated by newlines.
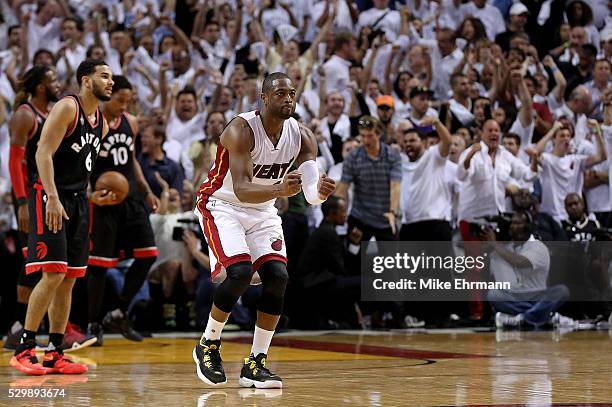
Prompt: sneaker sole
<box><xmin>192</xmin><ymin>348</ymin><xmax>226</xmax><ymax>386</ymax></box>
<box><xmin>238</xmin><ymin>377</ymin><xmax>283</xmax><ymax>389</ymax></box>
<box><xmin>9</xmin><ymin>357</ymin><xmax>47</xmax><ymax>376</ymax></box>
<box><xmin>63</xmin><ymin>337</ymin><xmax>98</xmax><ymax>353</ymax></box>
<box><xmin>45</xmin><ymin>365</ymin><xmax>89</xmax><ymax>374</ymax></box>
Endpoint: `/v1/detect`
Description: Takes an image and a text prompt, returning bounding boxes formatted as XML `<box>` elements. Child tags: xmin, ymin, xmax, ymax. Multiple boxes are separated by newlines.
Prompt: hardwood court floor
<box><xmin>1</xmin><ymin>329</ymin><xmax>612</xmax><ymax>406</ymax></box>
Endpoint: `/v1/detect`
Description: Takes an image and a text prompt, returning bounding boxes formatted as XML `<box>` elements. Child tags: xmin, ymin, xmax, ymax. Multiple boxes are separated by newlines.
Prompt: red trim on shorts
<box><xmin>133</xmin><ymin>247</ymin><xmax>159</xmax><ymax>258</ymax></box>
<box><xmin>67</xmin><ymin>266</ymin><xmax>87</xmax><ymax>278</ymax></box>
<box><xmin>252</xmin><ymin>254</ymin><xmax>287</xmax><ymax>272</ymax></box>
<box><xmin>197</xmin><ymin>146</ymin><xmax>229</xmax><ymax>197</ymax></box>
<box><xmin>88</xmin><ymin>256</ymin><xmax>119</xmax><ymax>268</ymax></box>
<box><xmin>196</xmin><ymin>146</ymin><xmax>233</xmax><ymax>270</ymax></box>
<box><xmin>22</xmin><ymin>247</ymin><xmax>27</xmax><ymax>257</ymax></box>
<box><xmin>34</xmin><ymin>182</ymin><xmax>44</xmax><ymax>235</ymax></box>
<box><xmin>210</xmin><ymin>253</ymin><xmax>252</xmax><ymax>280</ymax></box>
<box><xmin>25</xmin><ymin>261</ymin><xmax>67</xmax><ymax>274</ymax></box>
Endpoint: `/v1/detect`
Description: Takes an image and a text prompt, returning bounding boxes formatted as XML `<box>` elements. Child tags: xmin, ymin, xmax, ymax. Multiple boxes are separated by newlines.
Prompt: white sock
<box><xmin>202</xmin><ymin>315</ymin><xmax>226</xmax><ymax>342</ymax></box>
<box><xmin>251</xmin><ymin>325</ymin><xmax>274</xmax><ymax>356</ymax></box>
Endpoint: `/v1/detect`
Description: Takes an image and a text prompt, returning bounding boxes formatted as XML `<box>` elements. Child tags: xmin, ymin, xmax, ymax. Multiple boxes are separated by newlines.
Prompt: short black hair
<box><xmin>33</xmin><ymin>49</ymin><xmax>53</xmax><ymax>62</ymax></box>
<box><xmin>7</xmin><ymin>25</ymin><xmax>20</xmax><ymax>37</ymax></box>
<box><xmin>86</xmin><ymin>44</ymin><xmax>105</xmax><ymax>58</ymax></box>
<box><xmin>76</xmin><ymin>59</ymin><xmax>109</xmax><ymax>87</ymax></box>
<box><xmin>177</xmin><ymin>85</ymin><xmax>197</xmax><ymax>100</ymax></box>
<box><xmin>147</xmin><ymin>125</ymin><xmax>167</xmax><ymax>143</ymax></box>
<box><xmin>321</xmin><ymin>196</ymin><xmax>343</xmax><ymax>218</ymax></box>
<box><xmin>111</xmin><ymin>75</ymin><xmax>132</xmax><ymax>93</ymax></box>
<box><xmin>62</xmin><ymin>17</ymin><xmax>84</xmax><ymax>32</ymax></box>
<box><xmin>581</xmin><ymin>44</ymin><xmax>598</xmax><ymax>59</ymax></box>
<box><xmin>262</xmin><ymin>72</ymin><xmax>292</xmax><ymax>94</ymax></box>
<box><xmin>503</xmin><ymin>132</ymin><xmax>521</xmax><ymax>146</ymax></box>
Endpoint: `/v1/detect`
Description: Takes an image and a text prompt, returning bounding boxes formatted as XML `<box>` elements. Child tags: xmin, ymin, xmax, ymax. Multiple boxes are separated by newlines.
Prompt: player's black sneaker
<box><xmin>239</xmin><ymin>353</ymin><xmax>283</xmax><ymax>389</ymax></box>
<box><xmin>102</xmin><ymin>311</ymin><xmax>143</xmax><ymax>342</ymax></box>
<box><xmin>193</xmin><ymin>339</ymin><xmax>226</xmax><ymax>385</ymax></box>
<box><xmin>87</xmin><ymin>323</ymin><xmax>104</xmax><ymax>347</ymax></box>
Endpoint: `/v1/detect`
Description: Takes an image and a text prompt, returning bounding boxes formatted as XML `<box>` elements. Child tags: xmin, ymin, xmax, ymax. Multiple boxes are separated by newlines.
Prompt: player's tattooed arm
<box><xmin>37</xmin><ymin>97</ymin><xmax>78</xmax><ymax>233</ymax></box>
<box><xmin>222</xmin><ymin>117</ymin><xmax>301</xmax><ymax>203</ymax></box>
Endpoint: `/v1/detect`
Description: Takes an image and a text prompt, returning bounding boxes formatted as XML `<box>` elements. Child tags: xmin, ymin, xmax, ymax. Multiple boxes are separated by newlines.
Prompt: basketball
<box><xmin>94</xmin><ymin>171</ymin><xmax>129</xmax><ymax>204</ymax></box>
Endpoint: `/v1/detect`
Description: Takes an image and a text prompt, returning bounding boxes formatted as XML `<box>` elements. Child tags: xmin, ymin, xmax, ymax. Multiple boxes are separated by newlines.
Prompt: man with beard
<box><xmin>6</xmin><ymin>65</ymin><xmax>61</xmax><ymax>349</ymax></box>
<box><xmin>192</xmin><ymin>72</ymin><xmax>335</xmax><ymax>388</ymax></box>
<box><xmin>10</xmin><ymin>59</ymin><xmax>113</xmax><ymax>375</ymax></box>
<box><xmin>399</xmin><ymin>117</ymin><xmax>453</xmax><ymax>241</ymax></box>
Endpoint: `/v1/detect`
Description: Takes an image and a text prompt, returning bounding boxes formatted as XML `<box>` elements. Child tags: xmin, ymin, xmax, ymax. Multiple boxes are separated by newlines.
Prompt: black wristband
<box><xmin>16</xmin><ymin>197</ymin><xmax>27</xmax><ymax>206</ymax></box>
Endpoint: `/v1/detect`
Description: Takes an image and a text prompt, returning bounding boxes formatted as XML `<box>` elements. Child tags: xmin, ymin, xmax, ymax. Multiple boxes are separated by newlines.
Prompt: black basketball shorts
<box><xmin>88</xmin><ymin>195</ymin><xmax>157</xmax><ymax>268</ymax></box>
<box><xmin>25</xmin><ymin>182</ymin><xmax>89</xmax><ymax>278</ymax></box>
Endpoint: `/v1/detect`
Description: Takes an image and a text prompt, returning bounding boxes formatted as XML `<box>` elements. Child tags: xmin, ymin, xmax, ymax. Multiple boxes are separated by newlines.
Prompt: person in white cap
<box><xmin>495</xmin><ymin>2</ymin><xmax>531</xmax><ymax>52</ymax></box>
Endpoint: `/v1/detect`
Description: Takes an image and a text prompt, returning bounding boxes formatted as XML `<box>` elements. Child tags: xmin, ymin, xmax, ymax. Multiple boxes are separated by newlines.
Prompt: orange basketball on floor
<box><xmin>94</xmin><ymin>171</ymin><xmax>129</xmax><ymax>204</ymax></box>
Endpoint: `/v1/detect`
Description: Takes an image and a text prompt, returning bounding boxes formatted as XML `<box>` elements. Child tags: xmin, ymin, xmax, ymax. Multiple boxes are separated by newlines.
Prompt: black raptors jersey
<box><xmin>92</xmin><ymin>113</ymin><xmax>135</xmax><ymax>195</ymax></box>
<box><xmin>20</xmin><ymin>102</ymin><xmax>46</xmax><ymax>187</ymax></box>
<box><xmin>53</xmin><ymin>95</ymin><xmax>103</xmax><ymax>192</ymax></box>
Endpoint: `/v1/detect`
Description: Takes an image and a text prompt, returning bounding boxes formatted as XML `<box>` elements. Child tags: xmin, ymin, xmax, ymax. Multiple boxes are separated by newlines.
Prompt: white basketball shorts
<box><xmin>195</xmin><ymin>196</ymin><xmax>287</xmax><ymax>284</ymax></box>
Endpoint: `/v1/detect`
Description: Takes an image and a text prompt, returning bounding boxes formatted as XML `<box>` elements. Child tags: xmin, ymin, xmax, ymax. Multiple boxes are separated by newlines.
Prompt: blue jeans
<box><xmin>487</xmin><ymin>285</ymin><xmax>570</xmax><ymax>327</ymax></box>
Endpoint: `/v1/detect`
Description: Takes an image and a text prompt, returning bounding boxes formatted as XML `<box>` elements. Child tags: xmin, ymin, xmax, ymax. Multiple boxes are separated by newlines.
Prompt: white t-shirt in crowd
<box><xmin>539</xmin><ymin>152</ymin><xmax>589</xmax><ymax>221</ymax></box>
<box><xmin>356</xmin><ymin>8</ymin><xmax>401</xmax><ymax>41</ymax></box>
<box><xmin>583</xmin><ymin>137</ymin><xmax>610</xmax><ymax>213</ymax></box>
<box><xmin>400</xmin><ymin>146</ymin><xmax>452</xmax><ymax>224</ymax></box>
<box><xmin>490</xmin><ymin>236</ymin><xmax>550</xmax><ymax>292</ymax></box>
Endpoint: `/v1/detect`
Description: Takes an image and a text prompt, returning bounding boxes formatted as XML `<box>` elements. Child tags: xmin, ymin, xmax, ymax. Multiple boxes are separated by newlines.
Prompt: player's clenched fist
<box><xmin>317</xmin><ymin>173</ymin><xmax>335</xmax><ymax>201</ymax></box>
<box><xmin>280</xmin><ymin>170</ymin><xmax>302</xmax><ymax>197</ymax></box>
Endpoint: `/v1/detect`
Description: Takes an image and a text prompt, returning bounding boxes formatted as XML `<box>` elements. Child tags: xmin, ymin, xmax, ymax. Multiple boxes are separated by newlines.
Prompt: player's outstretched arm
<box><xmin>223</xmin><ymin>117</ymin><xmax>302</xmax><ymax>203</ymax></box>
<box><xmin>295</xmin><ymin>123</ymin><xmax>335</xmax><ymax>204</ymax></box>
<box><xmin>36</xmin><ymin>98</ymin><xmax>77</xmax><ymax>233</ymax></box>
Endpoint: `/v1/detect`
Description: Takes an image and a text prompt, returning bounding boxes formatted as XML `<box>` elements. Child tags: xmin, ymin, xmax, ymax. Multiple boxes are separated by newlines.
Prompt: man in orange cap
<box><xmin>376</xmin><ymin>95</ymin><xmax>396</xmax><ymax>143</ymax></box>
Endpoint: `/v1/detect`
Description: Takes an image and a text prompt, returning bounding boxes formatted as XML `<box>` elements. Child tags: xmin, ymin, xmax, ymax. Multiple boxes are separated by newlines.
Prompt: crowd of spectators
<box><xmin>0</xmin><ymin>0</ymin><xmax>612</xmax><ymax>337</ymax></box>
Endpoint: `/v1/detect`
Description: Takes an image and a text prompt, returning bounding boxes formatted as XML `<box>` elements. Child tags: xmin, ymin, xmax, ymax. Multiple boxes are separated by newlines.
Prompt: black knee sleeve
<box><xmin>257</xmin><ymin>261</ymin><xmax>289</xmax><ymax>315</ymax></box>
<box><xmin>213</xmin><ymin>262</ymin><xmax>253</xmax><ymax>313</ymax></box>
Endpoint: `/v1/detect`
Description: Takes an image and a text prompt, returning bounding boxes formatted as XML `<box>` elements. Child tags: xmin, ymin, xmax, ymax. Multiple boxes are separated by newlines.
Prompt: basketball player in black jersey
<box><xmin>86</xmin><ymin>75</ymin><xmax>159</xmax><ymax>345</ymax></box>
<box><xmin>6</xmin><ymin>66</ymin><xmax>60</xmax><ymax>349</ymax></box>
<box><xmin>11</xmin><ymin>59</ymin><xmax>113</xmax><ymax>375</ymax></box>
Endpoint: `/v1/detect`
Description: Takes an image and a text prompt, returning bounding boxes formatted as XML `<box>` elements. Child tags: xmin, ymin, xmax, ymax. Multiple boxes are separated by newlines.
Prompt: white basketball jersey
<box><xmin>197</xmin><ymin>110</ymin><xmax>301</xmax><ymax>209</ymax></box>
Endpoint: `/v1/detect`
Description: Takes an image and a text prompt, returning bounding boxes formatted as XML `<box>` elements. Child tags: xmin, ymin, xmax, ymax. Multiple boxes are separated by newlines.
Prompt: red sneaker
<box><xmin>10</xmin><ymin>347</ymin><xmax>47</xmax><ymax>375</ymax></box>
<box><xmin>42</xmin><ymin>351</ymin><xmax>88</xmax><ymax>374</ymax></box>
<box><xmin>63</xmin><ymin>322</ymin><xmax>97</xmax><ymax>352</ymax></box>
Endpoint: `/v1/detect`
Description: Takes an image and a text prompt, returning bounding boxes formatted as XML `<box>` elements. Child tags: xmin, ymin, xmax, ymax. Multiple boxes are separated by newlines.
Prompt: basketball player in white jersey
<box><xmin>192</xmin><ymin>72</ymin><xmax>335</xmax><ymax>388</ymax></box>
